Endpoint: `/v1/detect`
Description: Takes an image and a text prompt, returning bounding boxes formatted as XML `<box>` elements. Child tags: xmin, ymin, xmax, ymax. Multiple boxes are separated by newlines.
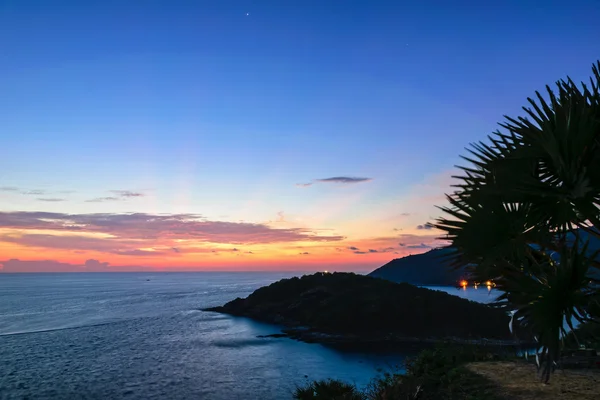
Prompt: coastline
<box><xmin>202</xmin><ymin>310</ymin><xmax>534</xmax><ymax>350</ymax></box>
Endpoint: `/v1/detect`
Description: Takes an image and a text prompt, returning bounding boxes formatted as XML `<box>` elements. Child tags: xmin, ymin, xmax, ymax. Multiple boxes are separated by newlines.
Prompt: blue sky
<box><xmin>0</xmin><ymin>0</ymin><xmax>599</xmax><ymax>271</ymax></box>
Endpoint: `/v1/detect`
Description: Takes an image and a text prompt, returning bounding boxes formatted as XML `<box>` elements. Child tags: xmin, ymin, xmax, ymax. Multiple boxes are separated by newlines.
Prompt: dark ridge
<box><xmin>368</xmin><ymin>247</ymin><xmax>467</xmax><ymax>286</ymax></box>
<box><xmin>204</xmin><ymin>272</ymin><xmax>529</xmax><ymax>346</ymax></box>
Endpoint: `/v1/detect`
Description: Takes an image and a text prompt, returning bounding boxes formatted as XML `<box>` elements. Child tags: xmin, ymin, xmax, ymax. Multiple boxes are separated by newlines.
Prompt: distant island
<box><xmin>368</xmin><ymin>247</ymin><xmax>466</xmax><ymax>286</ymax></box>
<box><xmin>204</xmin><ymin>272</ymin><xmax>529</xmax><ymax>348</ymax></box>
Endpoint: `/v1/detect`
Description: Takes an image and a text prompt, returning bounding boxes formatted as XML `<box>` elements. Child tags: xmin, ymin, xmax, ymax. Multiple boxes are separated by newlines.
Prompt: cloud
<box><xmin>21</xmin><ymin>190</ymin><xmax>45</xmax><ymax>195</ymax></box>
<box><xmin>407</xmin><ymin>243</ymin><xmax>432</xmax><ymax>249</ymax></box>
<box><xmin>85</xmin><ymin>197</ymin><xmax>120</xmax><ymax>203</ymax></box>
<box><xmin>172</xmin><ymin>247</ymin><xmax>180</xmax><ymax>253</ymax></box>
<box><xmin>398</xmin><ymin>243</ymin><xmax>406</xmax><ymax>247</ymax></box>
<box><xmin>297</xmin><ymin>176</ymin><xmax>373</xmax><ymax>187</ymax></box>
<box><xmin>0</xmin><ymin>233</ymin><xmax>168</xmax><ymax>257</ymax></box>
<box><xmin>231</xmin><ymin>248</ymin><xmax>239</xmax><ymax>252</ymax></box>
<box><xmin>400</xmin><ymin>213</ymin><xmax>411</xmax><ymax>216</ymax></box>
<box><xmin>343</xmin><ymin>244</ymin><xmax>398</xmax><ymax>255</ymax></box>
<box><xmin>393</xmin><ymin>228</ymin><xmax>403</xmax><ymax>232</ymax></box>
<box><xmin>0</xmin><ymin>258</ymin><xmax>147</xmax><ymax>273</ymax></box>
<box><xmin>37</xmin><ymin>198</ymin><xmax>67</xmax><ymax>202</ymax></box>
<box><xmin>276</xmin><ymin>211</ymin><xmax>285</xmax><ymax>223</ymax></box>
<box><xmin>112</xmin><ymin>249</ymin><xmax>167</xmax><ymax>256</ymax></box>
<box><xmin>0</xmin><ymin>187</ymin><xmax>19</xmax><ymax>191</ymax></box>
<box><xmin>416</xmin><ymin>223</ymin><xmax>435</xmax><ymax>230</ymax></box>
<box><xmin>84</xmin><ymin>259</ymin><xmax>110</xmax><ymax>270</ymax></box>
<box><xmin>110</xmin><ymin>190</ymin><xmax>145</xmax><ymax>198</ymax></box>
<box><xmin>85</xmin><ymin>190</ymin><xmax>145</xmax><ymax>203</ymax></box>
<box><xmin>316</xmin><ymin>177</ymin><xmax>372</xmax><ymax>184</ymax></box>
<box><xmin>299</xmin><ymin>252</ymin><xmax>310</xmax><ymax>255</ymax></box>
<box><xmin>347</xmin><ymin>246</ymin><xmax>396</xmax><ymax>255</ymax></box>
<box><xmin>0</xmin><ymin>212</ymin><xmax>345</xmax><ymax>259</ymax></box>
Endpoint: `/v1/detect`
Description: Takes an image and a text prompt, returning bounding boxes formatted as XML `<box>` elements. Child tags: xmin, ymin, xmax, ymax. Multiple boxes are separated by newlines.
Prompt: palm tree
<box><xmin>434</xmin><ymin>61</ymin><xmax>600</xmax><ymax>382</ymax></box>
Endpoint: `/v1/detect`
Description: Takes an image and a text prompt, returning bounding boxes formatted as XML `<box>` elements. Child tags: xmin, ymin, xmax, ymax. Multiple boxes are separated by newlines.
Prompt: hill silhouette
<box><xmin>369</xmin><ymin>230</ymin><xmax>600</xmax><ymax>286</ymax></box>
<box><xmin>368</xmin><ymin>248</ymin><xmax>466</xmax><ymax>286</ymax></box>
<box><xmin>205</xmin><ymin>272</ymin><xmax>527</xmax><ymax>346</ymax></box>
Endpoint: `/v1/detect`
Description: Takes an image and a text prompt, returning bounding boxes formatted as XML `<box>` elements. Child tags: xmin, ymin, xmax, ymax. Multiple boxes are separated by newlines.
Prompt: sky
<box><xmin>1</xmin><ymin>0</ymin><xmax>599</xmax><ymax>272</ymax></box>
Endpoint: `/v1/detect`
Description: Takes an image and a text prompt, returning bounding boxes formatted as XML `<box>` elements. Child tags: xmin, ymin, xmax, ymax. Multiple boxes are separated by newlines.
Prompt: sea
<box><xmin>0</xmin><ymin>272</ymin><xmax>498</xmax><ymax>399</ymax></box>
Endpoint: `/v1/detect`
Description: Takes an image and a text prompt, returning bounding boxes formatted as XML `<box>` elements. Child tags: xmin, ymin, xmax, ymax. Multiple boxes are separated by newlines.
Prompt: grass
<box><xmin>467</xmin><ymin>362</ymin><xmax>600</xmax><ymax>400</ymax></box>
<box><xmin>294</xmin><ymin>344</ymin><xmax>600</xmax><ymax>399</ymax></box>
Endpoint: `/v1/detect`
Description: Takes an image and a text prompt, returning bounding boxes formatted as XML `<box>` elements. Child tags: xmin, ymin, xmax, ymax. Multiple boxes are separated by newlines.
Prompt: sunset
<box><xmin>2</xmin><ymin>2</ymin><xmax>596</xmax><ymax>273</ymax></box>
<box><xmin>2</xmin><ymin>1</ymin><xmax>600</xmax><ymax>399</ymax></box>
<box><xmin>0</xmin><ymin>176</ymin><xmax>449</xmax><ymax>271</ymax></box>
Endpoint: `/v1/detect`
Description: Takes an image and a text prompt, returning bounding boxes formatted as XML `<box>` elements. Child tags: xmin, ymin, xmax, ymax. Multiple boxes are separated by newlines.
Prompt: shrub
<box><xmin>293</xmin><ymin>379</ymin><xmax>363</xmax><ymax>400</ymax></box>
<box><xmin>296</xmin><ymin>345</ymin><xmax>509</xmax><ymax>400</ymax></box>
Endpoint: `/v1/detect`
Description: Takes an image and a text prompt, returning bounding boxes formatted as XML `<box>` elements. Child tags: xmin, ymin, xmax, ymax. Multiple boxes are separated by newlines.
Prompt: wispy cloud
<box><xmin>85</xmin><ymin>190</ymin><xmax>145</xmax><ymax>203</ymax></box>
<box><xmin>317</xmin><ymin>177</ymin><xmax>372</xmax><ymax>184</ymax></box>
<box><xmin>0</xmin><ymin>187</ymin><xmax>19</xmax><ymax>192</ymax></box>
<box><xmin>0</xmin><ymin>258</ymin><xmax>148</xmax><ymax>273</ymax></box>
<box><xmin>0</xmin><ymin>212</ymin><xmax>345</xmax><ymax>257</ymax></box>
<box><xmin>37</xmin><ymin>198</ymin><xmax>67</xmax><ymax>202</ymax></box>
<box><xmin>21</xmin><ymin>190</ymin><xmax>45</xmax><ymax>195</ymax></box>
<box><xmin>406</xmin><ymin>243</ymin><xmax>432</xmax><ymax>249</ymax></box>
<box><xmin>276</xmin><ymin>211</ymin><xmax>285</xmax><ymax>222</ymax></box>
<box><xmin>110</xmin><ymin>190</ymin><xmax>145</xmax><ymax>198</ymax></box>
<box><xmin>85</xmin><ymin>197</ymin><xmax>120</xmax><ymax>203</ymax></box>
<box><xmin>346</xmin><ymin>245</ymin><xmax>396</xmax><ymax>255</ymax></box>
<box><xmin>112</xmin><ymin>249</ymin><xmax>167</xmax><ymax>256</ymax></box>
<box><xmin>416</xmin><ymin>223</ymin><xmax>435</xmax><ymax>230</ymax></box>
<box><xmin>297</xmin><ymin>176</ymin><xmax>373</xmax><ymax>187</ymax></box>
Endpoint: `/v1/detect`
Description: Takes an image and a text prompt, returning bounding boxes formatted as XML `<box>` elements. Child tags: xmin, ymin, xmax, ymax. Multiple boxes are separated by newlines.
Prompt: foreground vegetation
<box><xmin>294</xmin><ymin>345</ymin><xmax>600</xmax><ymax>400</ymax></box>
<box><xmin>206</xmin><ymin>272</ymin><xmax>526</xmax><ymax>345</ymax></box>
<box><xmin>567</xmin><ymin>320</ymin><xmax>600</xmax><ymax>349</ymax></box>
<box><xmin>434</xmin><ymin>60</ymin><xmax>600</xmax><ymax>381</ymax></box>
<box><xmin>294</xmin><ymin>345</ymin><xmax>511</xmax><ymax>400</ymax></box>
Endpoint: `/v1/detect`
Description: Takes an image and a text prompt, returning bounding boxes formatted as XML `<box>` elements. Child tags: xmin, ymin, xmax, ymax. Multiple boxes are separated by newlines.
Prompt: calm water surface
<box><xmin>0</xmin><ymin>273</ymin><xmax>497</xmax><ymax>399</ymax></box>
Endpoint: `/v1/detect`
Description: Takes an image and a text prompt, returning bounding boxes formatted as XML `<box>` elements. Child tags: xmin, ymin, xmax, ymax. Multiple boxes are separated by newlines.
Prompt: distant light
<box><xmin>324</xmin><ymin>270</ymin><xmax>329</xmax><ymax>274</ymax></box>
<box><xmin>246</xmin><ymin>12</ymin><xmax>250</xmax><ymax>16</ymax></box>
<box><xmin>460</xmin><ymin>280</ymin><xmax>468</xmax><ymax>287</ymax></box>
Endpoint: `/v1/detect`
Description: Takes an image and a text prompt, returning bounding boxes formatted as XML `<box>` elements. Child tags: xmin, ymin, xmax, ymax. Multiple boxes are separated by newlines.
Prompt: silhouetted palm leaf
<box><xmin>434</xmin><ymin>60</ymin><xmax>600</xmax><ymax>382</ymax></box>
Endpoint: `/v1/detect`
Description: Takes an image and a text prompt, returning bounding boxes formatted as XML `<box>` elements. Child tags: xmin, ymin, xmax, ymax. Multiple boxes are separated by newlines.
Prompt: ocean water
<box><xmin>0</xmin><ymin>273</ymin><xmax>497</xmax><ymax>399</ymax></box>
